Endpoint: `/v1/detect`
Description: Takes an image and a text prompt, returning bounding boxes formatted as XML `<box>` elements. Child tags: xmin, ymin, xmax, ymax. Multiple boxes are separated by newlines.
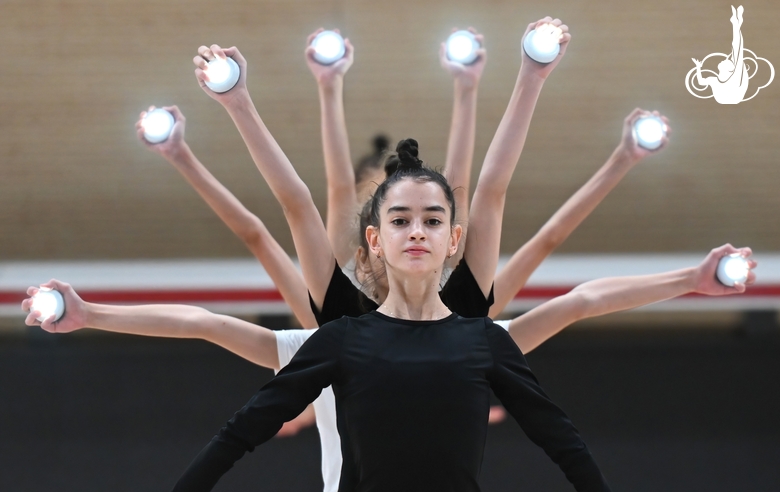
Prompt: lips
<box><xmin>404</xmin><ymin>247</ymin><xmax>430</xmax><ymax>256</ymax></box>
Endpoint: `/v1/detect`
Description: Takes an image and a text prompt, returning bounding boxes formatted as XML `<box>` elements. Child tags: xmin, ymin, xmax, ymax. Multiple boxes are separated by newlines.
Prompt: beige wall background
<box><xmin>1</xmin><ymin>0</ymin><xmax>778</xmax><ymax>260</ymax></box>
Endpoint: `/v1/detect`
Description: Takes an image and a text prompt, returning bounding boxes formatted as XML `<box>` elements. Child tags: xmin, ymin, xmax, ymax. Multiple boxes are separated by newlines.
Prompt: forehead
<box><xmin>381</xmin><ymin>179</ymin><xmax>449</xmax><ymax>211</ymax></box>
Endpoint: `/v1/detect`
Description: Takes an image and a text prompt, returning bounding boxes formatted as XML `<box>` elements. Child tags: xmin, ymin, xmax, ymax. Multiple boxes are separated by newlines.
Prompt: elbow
<box><xmin>183</xmin><ymin>307</ymin><xmax>215</xmax><ymax>340</ymax></box>
<box><xmin>563</xmin><ymin>290</ymin><xmax>593</xmax><ymax>322</ymax></box>
<box><xmin>280</xmin><ymin>187</ymin><xmax>315</xmax><ymax>217</ymax></box>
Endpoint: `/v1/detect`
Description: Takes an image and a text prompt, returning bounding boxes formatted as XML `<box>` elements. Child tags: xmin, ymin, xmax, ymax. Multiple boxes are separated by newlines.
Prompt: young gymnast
<box><xmin>22</xmin><ymin>17</ymin><xmax>688</xmax><ymax>490</ymax></box>
<box><xmin>178</xmin><ymin>155</ymin><xmax>616</xmax><ymax>491</ymax></box>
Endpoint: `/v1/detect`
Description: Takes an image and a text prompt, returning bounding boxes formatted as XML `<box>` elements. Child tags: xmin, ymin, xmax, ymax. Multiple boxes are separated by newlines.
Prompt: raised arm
<box><xmin>505</xmin><ymin>244</ymin><xmax>756</xmax><ymax>354</ymax></box>
<box><xmin>438</xmin><ymin>28</ymin><xmax>487</xmax><ymax>265</ymax></box>
<box><xmin>22</xmin><ymin>279</ymin><xmax>281</xmax><ymax>369</ymax></box>
<box><xmin>489</xmin><ymin>108</ymin><xmax>671</xmax><ymax>316</ymax></box>
<box><xmin>464</xmin><ymin>17</ymin><xmax>570</xmax><ymax>296</ymax></box>
<box><xmin>193</xmin><ymin>45</ymin><xmax>335</xmax><ymax>306</ymax></box>
<box><xmin>304</xmin><ymin>29</ymin><xmax>359</xmax><ymax>267</ymax></box>
<box><xmin>137</xmin><ymin>106</ymin><xmax>316</xmax><ymax>328</ymax></box>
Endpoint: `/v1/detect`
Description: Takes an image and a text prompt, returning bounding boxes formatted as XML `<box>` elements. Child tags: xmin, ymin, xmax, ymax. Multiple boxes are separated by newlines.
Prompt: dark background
<box><xmin>2</xmin><ymin>324</ymin><xmax>779</xmax><ymax>491</ymax></box>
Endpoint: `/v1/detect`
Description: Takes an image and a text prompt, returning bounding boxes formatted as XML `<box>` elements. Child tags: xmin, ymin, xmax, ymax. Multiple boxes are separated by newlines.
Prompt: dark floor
<box><xmin>1</xmin><ymin>324</ymin><xmax>779</xmax><ymax>491</ymax></box>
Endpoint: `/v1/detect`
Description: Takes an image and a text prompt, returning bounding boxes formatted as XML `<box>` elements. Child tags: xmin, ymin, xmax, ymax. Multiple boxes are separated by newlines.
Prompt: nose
<box><xmin>408</xmin><ymin>219</ymin><xmax>426</xmax><ymax>241</ymax></box>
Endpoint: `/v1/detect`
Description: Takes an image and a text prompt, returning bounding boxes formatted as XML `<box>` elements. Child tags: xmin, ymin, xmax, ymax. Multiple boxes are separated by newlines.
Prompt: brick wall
<box><xmin>1</xmin><ymin>0</ymin><xmax>778</xmax><ymax>260</ymax></box>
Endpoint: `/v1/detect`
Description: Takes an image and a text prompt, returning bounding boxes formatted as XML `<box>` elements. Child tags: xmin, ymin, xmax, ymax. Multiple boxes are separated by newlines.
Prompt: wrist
<box><xmin>162</xmin><ymin>142</ymin><xmax>192</xmax><ymax>162</ymax></box>
<box><xmin>680</xmin><ymin>267</ymin><xmax>699</xmax><ymax>294</ymax></box>
<box><xmin>453</xmin><ymin>78</ymin><xmax>479</xmax><ymax>93</ymax></box>
<box><xmin>609</xmin><ymin>146</ymin><xmax>641</xmax><ymax>168</ymax></box>
<box><xmin>82</xmin><ymin>302</ymin><xmax>97</xmax><ymax>329</ymax></box>
<box><xmin>222</xmin><ymin>89</ymin><xmax>254</xmax><ymax>113</ymax></box>
<box><xmin>318</xmin><ymin>76</ymin><xmax>344</xmax><ymax>93</ymax></box>
<box><xmin>516</xmin><ymin>68</ymin><xmax>548</xmax><ymax>87</ymax></box>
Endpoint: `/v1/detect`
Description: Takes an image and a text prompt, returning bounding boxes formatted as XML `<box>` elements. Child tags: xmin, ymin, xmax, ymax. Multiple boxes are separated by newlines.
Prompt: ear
<box><xmin>366</xmin><ymin>225</ymin><xmax>382</xmax><ymax>258</ymax></box>
<box><xmin>449</xmin><ymin>224</ymin><xmax>463</xmax><ymax>257</ymax></box>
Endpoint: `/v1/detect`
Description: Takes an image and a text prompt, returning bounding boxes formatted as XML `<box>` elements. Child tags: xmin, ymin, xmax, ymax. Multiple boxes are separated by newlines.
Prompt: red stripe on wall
<box><xmin>3</xmin><ymin>285</ymin><xmax>780</xmax><ymax>306</ymax></box>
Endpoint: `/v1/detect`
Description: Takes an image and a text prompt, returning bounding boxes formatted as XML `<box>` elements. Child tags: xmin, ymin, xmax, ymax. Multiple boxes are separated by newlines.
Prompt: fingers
<box><xmin>474</xmin><ymin>47</ymin><xmax>487</xmax><ymax>64</ymax></box>
<box><xmin>534</xmin><ymin>16</ymin><xmax>554</xmax><ymax>31</ymax></box>
<box><xmin>223</xmin><ymin>46</ymin><xmax>245</xmax><ymax>67</ymax></box>
<box><xmin>25</xmin><ymin>310</ymin><xmax>42</xmax><ymax>327</ymax></box>
<box><xmin>624</xmin><ymin>107</ymin><xmax>645</xmax><ymax>125</ymax></box>
<box><xmin>306</xmin><ymin>28</ymin><xmax>325</xmax><ymax>46</ymax></box>
<box><xmin>210</xmin><ymin>44</ymin><xmax>226</xmax><ymax>60</ymax></box>
<box><xmin>193</xmin><ymin>55</ymin><xmax>209</xmax><ymax>71</ymax></box>
<box><xmin>163</xmin><ymin>105</ymin><xmax>184</xmax><ymax>122</ymax></box>
<box><xmin>45</xmin><ymin>279</ymin><xmax>69</xmax><ymax>293</ymax></box>
<box><xmin>343</xmin><ymin>38</ymin><xmax>354</xmax><ymax>59</ymax></box>
<box><xmin>194</xmin><ymin>67</ymin><xmax>208</xmax><ymax>86</ymax></box>
<box><xmin>39</xmin><ymin>313</ymin><xmax>58</xmax><ymax>333</ymax></box>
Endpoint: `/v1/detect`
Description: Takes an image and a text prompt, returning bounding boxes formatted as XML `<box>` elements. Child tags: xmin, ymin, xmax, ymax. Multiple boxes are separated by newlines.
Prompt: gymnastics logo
<box><xmin>685</xmin><ymin>5</ymin><xmax>774</xmax><ymax>104</ymax></box>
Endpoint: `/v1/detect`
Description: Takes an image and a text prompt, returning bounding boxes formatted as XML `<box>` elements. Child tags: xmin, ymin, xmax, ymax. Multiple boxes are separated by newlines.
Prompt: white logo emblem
<box><xmin>685</xmin><ymin>5</ymin><xmax>774</xmax><ymax>104</ymax></box>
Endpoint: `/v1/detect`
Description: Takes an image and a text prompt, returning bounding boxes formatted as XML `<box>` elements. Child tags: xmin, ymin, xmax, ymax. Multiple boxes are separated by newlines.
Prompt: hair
<box><xmin>367</xmin><ymin>138</ymin><xmax>456</xmax><ymax>229</ymax></box>
<box><xmin>354</xmin><ymin>134</ymin><xmax>391</xmax><ymax>184</ymax></box>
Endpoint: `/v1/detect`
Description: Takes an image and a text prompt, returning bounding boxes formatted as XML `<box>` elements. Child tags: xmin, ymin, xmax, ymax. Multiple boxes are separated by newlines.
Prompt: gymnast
<box><xmin>23</xmin><ymin>99</ymin><xmax>753</xmax><ymax>492</ymax></box>
<box><xmin>27</xmin><ymin>17</ymin><xmax>684</xmax><ymax>491</ymax></box>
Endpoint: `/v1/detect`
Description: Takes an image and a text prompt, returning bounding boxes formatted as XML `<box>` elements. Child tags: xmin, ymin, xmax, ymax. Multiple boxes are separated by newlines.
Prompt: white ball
<box><xmin>141</xmin><ymin>108</ymin><xmax>175</xmax><ymax>144</ymax></box>
<box><xmin>633</xmin><ymin>116</ymin><xmax>666</xmax><ymax>150</ymax></box>
<box><xmin>311</xmin><ymin>31</ymin><xmax>346</xmax><ymax>65</ymax></box>
<box><xmin>446</xmin><ymin>30</ymin><xmax>480</xmax><ymax>65</ymax></box>
<box><xmin>716</xmin><ymin>253</ymin><xmax>749</xmax><ymax>287</ymax></box>
<box><xmin>31</xmin><ymin>289</ymin><xmax>65</xmax><ymax>322</ymax></box>
<box><xmin>204</xmin><ymin>57</ymin><xmax>241</xmax><ymax>93</ymax></box>
<box><xmin>523</xmin><ymin>24</ymin><xmax>561</xmax><ymax>64</ymax></box>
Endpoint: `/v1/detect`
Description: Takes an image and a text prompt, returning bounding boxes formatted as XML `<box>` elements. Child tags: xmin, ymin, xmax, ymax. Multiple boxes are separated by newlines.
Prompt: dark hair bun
<box><xmin>384</xmin><ymin>138</ymin><xmax>422</xmax><ymax>177</ymax></box>
<box><xmin>372</xmin><ymin>134</ymin><xmax>390</xmax><ymax>153</ymax></box>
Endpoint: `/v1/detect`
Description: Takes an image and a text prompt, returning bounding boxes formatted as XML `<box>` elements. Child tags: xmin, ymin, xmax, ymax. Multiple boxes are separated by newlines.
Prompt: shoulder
<box><xmin>481</xmin><ymin>317</ymin><xmax>521</xmax><ymax>351</ymax></box>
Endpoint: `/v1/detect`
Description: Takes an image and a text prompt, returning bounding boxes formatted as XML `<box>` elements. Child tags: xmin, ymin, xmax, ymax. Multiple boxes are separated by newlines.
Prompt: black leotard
<box><xmin>172</xmin><ymin>313</ymin><xmax>610</xmax><ymax>492</ymax></box>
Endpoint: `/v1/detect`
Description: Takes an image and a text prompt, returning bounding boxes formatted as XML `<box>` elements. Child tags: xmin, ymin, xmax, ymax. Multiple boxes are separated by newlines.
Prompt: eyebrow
<box><xmin>387</xmin><ymin>205</ymin><xmax>447</xmax><ymax>214</ymax></box>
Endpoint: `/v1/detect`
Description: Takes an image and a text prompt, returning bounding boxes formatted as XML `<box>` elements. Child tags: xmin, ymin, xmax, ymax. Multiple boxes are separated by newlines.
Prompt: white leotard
<box><xmin>276</xmin><ymin>329</ymin><xmax>340</xmax><ymax>492</ymax></box>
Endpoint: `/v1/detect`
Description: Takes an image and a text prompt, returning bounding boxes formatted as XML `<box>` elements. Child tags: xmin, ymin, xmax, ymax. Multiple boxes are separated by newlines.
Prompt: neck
<box><xmin>377</xmin><ymin>267</ymin><xmax>451</xmax><ymax>320</ymax></box>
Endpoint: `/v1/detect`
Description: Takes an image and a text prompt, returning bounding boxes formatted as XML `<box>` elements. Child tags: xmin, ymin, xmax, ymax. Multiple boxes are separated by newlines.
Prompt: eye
<box><xmin>391</xmin><ymin>218</ymin><xmax>408</xmax><ymax>226</ymax></box>
<box><xmin>426</xmin><ymin>218</ymin><xmax>443</xmax><ymax>226</ymax></box>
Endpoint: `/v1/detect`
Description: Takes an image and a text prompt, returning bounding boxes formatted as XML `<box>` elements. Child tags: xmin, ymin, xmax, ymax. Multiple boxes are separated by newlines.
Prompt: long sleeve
<box><xmin>484</xmin><ymin>321</ymin><xmax>610</xmax><ymax>492</ymax></box>
<box><xmin>172</xmin><ymin>321</ymin><xmax>346</xmax><ymax>492</ymax></box>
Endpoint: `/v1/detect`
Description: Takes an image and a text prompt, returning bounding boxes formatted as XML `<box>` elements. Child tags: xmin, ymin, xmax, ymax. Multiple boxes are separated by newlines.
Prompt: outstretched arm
<box><xmin>193</xmin><ymin>45</ymin><xmax>335</xmax><ymax>307</ymax></box>
<box><xmin>489</xmin><ymin>108</ymin><xmax>671</xmax><ymax>316</ymax></box>
<box><xmin>22</xmin><ymin>279</ymin><xmax>281</xmax><ymax>369</ymax></box>
<box><xmin>137</xmin><ymin>106</ymin><xmax>316</xmax><ymax>328</ymax></box>
<box><xmin>305</xmin><ymin>29</ymin><xmax>359</xmax><ymax>267</ymax></box>
<box><xmin>439</xmin><ymin>28</ymin><xmax>487</xmax><ymax>266</ymax></box>
<box><xmin>464</xmin><ymin>17</ymin><xmax>570</xmax><ymax>296</ymax></box>
<box><xmin>505</xmin><ymin>244</ymin><xmax>756</xmax><ymax>354</ymax></box>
